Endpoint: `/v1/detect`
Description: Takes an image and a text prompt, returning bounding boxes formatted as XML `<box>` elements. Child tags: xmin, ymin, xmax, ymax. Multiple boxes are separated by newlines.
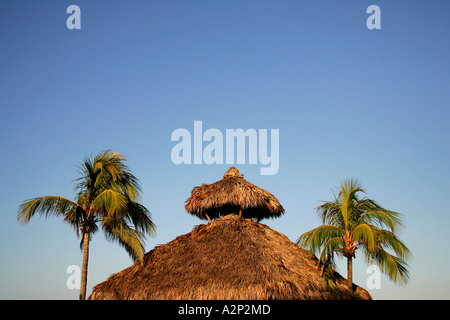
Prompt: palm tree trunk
<box><xmin>79</xmin><ymin>232</ymin><xmax>90</xmax><ymax>300</ymax></box>
<box><xmin>347</xmin><ymin>256</ymin><xmax>353</xmax><ymax>292</ymax></box>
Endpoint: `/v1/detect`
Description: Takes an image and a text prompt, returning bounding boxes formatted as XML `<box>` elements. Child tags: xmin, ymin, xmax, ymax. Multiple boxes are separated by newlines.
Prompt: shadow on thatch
<box><xmin>185</xmin><ymin>167</ymin><xmax>284</xmax><ymax>221</ymax></box>
<box><xmin>89</xmin><ymin>215</ymin><xmax>371</xmax><ymax>300</ymax></box>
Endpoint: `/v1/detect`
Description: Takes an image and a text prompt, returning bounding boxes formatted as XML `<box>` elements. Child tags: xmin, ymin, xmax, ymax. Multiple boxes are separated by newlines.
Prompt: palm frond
<box><xmin>91</xmin><ymin>189</ymin><xmax>128</xmax><ymax>218</ymax></box>
<box><xmin>18</xmin><ymin>196</ymin><xmax>80</xmax><ymax>225</ymax></box>
<box><xmin>339</xmin><ymin>178</ymin><xmax>365</xmax><ymax>229</ymax></box>
<box><xmin>366</xmin><ymin>247</ymin><xmax>410</xmax><ymax>285</ymax></box>
<box><xmin>125</xmin><ymin>202</ymin><xmax>156</xmax><ymax>238</ymax></box>
<box><xmin>64</xmin><ymin>204</ymin><xmax>87</xmax><ymax>237</ymax></box>
<box><xmin>357</xmin><ymin>206</ymin><xmax>405</xmax><ymax>233</ymax></box>
<box><xmin>93</xmin><ymin>151</ymin><xmax>139</xmax><ymax>187</ymax></box>
<box><xmin>318</xmin><ymin>237</ymin><xmax>345</xmax><ymax>263</ymax></box>
<box><xmin>375</xmin><ymin>229</ymin><xmax>412</xmax><ymax>261</ymax></box>
<box><xmin>101</xmin><ymin>217</ymin><xmax>146</xmax><ymax>261</ymax></box>
<box><xmin>296</xmin><ymin>225</ymin><xmax>342</xmax><ymax>256</ymax></box>
<box><xmin>74</xmin><ymin>155</ymin><xmax>96</xmax><ymax>196</ymax></box>
<box><xmin>316</xmin><ymin>201</ymin><xmax>344</xmax><ymax>228</ymax></box>
<box><xmin>352</xmin><ymin>223</ymin><xmax>377</xmax><ymax>253</ymax></box>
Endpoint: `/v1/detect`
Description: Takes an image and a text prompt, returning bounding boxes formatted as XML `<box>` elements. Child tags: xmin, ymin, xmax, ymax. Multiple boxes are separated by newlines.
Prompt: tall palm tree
<box><xmin>296</xmin><ymin>178</ymin><xmax>411</xmax><ymax>291</ymax></box>
<box><xmin>18</xmin><ymin>150</ymin><xmax>156</xmax><ymax>300</ymax></box>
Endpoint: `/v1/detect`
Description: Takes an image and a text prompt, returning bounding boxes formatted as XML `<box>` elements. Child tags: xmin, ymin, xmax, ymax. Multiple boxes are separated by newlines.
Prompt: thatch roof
<box><xmin>184</xmin><ymin>167</ymin><xmax>284</xmax><ymax>221</ymax></box>
<box><xmin>89</xmin><ymin>215</ymin><xmax>371</xmax><ymax>300</ymax></box>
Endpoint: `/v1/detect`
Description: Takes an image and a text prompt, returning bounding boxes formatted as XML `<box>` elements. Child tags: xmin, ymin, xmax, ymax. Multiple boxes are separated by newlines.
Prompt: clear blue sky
<box><xmin>0</xmin><ymin>0</ymin><xmax>448</xmax><ymax>299</ymax></box>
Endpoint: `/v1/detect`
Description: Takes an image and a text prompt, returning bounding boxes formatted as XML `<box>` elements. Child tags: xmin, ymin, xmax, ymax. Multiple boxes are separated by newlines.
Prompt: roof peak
<box><xmin>223</xmin><ymin>167</ymin><xmax>244</xmax><ymax>179</ymax></box>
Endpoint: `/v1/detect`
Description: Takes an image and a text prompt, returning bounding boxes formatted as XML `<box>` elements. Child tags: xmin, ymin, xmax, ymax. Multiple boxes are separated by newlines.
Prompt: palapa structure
<box><xmin>89</xmin><ymin>168</ymin><xmax>371</xmax><ymax>300</ymax></box>
<box><xmin>89</xmin><ymin>214</ymin><xmax>370</xmax><ymax>299</ymax></box>
<box><xmin>185</xmin><ymin>167</ymin><xmax>284</xmax><ymax>222</ymax></box>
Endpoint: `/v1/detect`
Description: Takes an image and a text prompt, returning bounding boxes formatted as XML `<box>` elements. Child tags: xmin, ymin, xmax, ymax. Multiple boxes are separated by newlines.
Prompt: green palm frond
<box><xmin>365</xmin><ymin>247</ymin><xmax>410</xmax><ymax>285</ymax></box>
<box><xmin>126</xmin><ymin>202</ymin><xmax>157</xmax><ymax>238</ymax></box>
<box><xmin>318</xmin><ymin>237</ymin><xmax>345</xmax><ymax>263</ymax></box>
<box><xmin>93</xmin><ymin>151</ymin><xmax>141</xmax><ymax>198</ymax></box>
<box><xmin>101</xmin><ymin>216</ymin><xmax>147</xmax><ymax>261</ymax></box>
<box><xmin>316</xmin><ymin>178</ymin><xmax>365</xmax><ymax>229</ymax></box>
<box><xmin>317</xmin><ymin>201</ymin><xmax>344</xmax><ymax>227</ymax></box>
<box><xmin>357</xmin><ymin>207</ymin><xmax>404</xmax><ymax>233</ymax></box>
<box><xmin>352</xmin><ymin>223</ymin><xmax>378</xmax><ymax>253</ymax></box>
<box><xmin>18</xmin><ymin>196</ymin><xmax>81</xmax><ymax>225</ymax></box>
<box><xmin>338</xmin><ymin>178</ymin><xmax>364</xmax><ymax>226</ymax></box>
<box><xmin>74</xmin><ymin>155</ymin><xmax>96</xmax><ymax>197</ymax></box>
<box><xmin>375</xmin><ymin>229</ymin><xmax>411</xmax><ymax>261</ymax></box>
<box><xmin>65</xmin><ymin>204</ymin><xmax>87</xmax><ymax>237</ymax></box>
<box><xmin>91</xmin><ymin>189</ymin><xmax>128</xmax><ymax>218</ymax></box>
<box><xmin>296</xmin><ymin>224</ymin><xmax>342</xmax><ymax>256</ymax></box>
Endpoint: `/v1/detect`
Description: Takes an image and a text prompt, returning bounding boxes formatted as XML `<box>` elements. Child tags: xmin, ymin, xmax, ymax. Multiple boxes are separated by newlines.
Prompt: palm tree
<box><xmin>18</xmin><ymin>150</ymin><xmax>156</xmax><ymax>300</ymax></box>
<box><xmin>296</xmin><ymin>178</ymin><xmax>411</xmax><ymax>291</ymax></box>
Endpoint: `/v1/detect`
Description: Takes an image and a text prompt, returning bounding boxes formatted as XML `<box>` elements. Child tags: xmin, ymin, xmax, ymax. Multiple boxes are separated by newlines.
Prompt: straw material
<box><xmin>89</xmin><ymin>215</ymin><xmax>371</xmax><ymax>300</ymax></box>
<box><xmin>185</xmin><ymin>167</ymin><xmax>284</xmax><ymax>221</ymax></box>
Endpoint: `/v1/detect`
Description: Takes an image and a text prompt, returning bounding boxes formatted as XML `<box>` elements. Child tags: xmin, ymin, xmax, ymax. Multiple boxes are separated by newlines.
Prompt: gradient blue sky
<box><xmin>1</xmin><ymin>0</ymin><xmax>449</xmax><ymax>299</ymax></box>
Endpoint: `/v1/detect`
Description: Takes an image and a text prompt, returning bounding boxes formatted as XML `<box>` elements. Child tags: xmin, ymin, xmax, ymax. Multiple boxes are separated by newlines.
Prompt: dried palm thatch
<box><xmin>185</xmin><ymin>167</ymin><xmax>284</xmax><ymax>221</ymax></box>
<box><xmin>89</xmin><ymin>215</ymin><xmax>371</xmax><ymax>300</ymax></box>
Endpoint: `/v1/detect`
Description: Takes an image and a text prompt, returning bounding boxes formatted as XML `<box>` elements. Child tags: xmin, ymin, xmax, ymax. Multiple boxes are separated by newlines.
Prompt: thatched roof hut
<box><xmin>89</xmin><ymin>215</ymin><xmax>371</xmax><ymax>300</ymax></box>
<box><xmin>185</xmin><ymin>167</ymin><xmax>284</xmax><ymax>221</ymax></box>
